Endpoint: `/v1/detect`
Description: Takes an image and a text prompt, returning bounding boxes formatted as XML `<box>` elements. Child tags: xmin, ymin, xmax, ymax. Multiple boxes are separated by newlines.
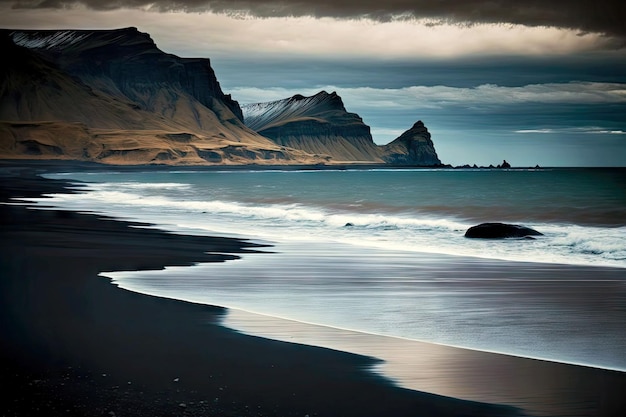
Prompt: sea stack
<box><xmin>381</xmin><ymin>120</ymin><xmax>442</xmax><ymax>166</ymax></box>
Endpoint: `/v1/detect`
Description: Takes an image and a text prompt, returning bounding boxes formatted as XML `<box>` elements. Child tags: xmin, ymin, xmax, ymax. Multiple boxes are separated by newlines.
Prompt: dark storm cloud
<box><xmin>6</xmin><ymin>0</ymin><xmax>626</xmax><ymax>39</ymax></box>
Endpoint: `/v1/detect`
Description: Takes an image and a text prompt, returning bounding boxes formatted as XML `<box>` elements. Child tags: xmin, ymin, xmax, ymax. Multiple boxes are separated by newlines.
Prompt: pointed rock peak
<box><xmin>405</xmin><ymin>120</ymin><xmax>429</xmax><ymax>135</ymax></box>
<box><xmin>382</xmin><ymin>119</ymin><xmax>441</xmax><ymax>166</ymax></box>
<box><xmin>292</xmin><ymin>94</ymin><xmax>306</xmax><ymax>101</ymax></box>
<box><xmin>394</xmin><ymin>120</ymin><xmax>431</xmax><ymax>143</ymax></box>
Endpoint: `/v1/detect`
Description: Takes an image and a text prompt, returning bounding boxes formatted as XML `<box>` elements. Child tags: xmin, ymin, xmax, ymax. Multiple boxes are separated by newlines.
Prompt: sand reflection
<box><xmin>225</xmin><ymin>308</ymin><xmax>625</xmax><ymax>417</ymax></box>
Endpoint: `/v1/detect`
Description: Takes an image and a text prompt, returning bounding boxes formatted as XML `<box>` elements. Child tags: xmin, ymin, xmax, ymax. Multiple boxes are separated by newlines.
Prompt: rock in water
<box><xmin>464</xmin><ymin>223</ymin><xmax>543</xmax><ymax>239</ymax></box>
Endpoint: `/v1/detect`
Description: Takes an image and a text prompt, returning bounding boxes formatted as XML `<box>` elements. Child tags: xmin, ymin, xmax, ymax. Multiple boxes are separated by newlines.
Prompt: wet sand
<box><xmin>1</xmin><ymin>162</ymin><xmax>625</xmax><ymax>416</ymax></box>
<box><xmin>226</xmin><ymin>309</ymin><xmax>626</xmax><ymax>417</ymax></box>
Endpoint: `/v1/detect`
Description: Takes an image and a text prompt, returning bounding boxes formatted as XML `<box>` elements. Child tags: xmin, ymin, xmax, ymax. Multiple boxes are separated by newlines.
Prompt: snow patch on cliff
<box><xmin>242</xmin><ymin>91</ymin><xmax>343</xmax><ymax>131</ymax></box>
<box><xmin>11</xmin><ymin>30</ymin><xmax>90</xmax><ymax>50</ymax></box>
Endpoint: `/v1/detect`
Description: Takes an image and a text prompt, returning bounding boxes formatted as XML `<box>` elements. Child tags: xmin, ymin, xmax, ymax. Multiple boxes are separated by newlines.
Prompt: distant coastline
<box><xmin>4</xmin><ymin>159</ymin><xmax>624</xmax><ymax>173</ymax></box>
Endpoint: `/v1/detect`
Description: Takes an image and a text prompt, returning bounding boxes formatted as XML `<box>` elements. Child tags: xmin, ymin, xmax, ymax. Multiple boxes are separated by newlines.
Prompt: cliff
<box><xmin>242</xmin><ymin>91</ymin><xmax>384</xmax><ymax>162</ymax></box>
<box><xmin>8</xmin><ymin>28</ymin><xmax>244</xmax><ymax>125</ymax></box>
<box><xmin>382</xmin><ymin>121</ymin><xmax>442</xmax><ymax>166</ymax></box>
<box><xmin>0</xmin><ymin>32</ymin><xmax>171</xmax><ymax>131</ymax></box>
<box><xmin>243</xmin><ymin>92</ymin><xmax>442</xmax><ymax>166</ymax></box>
<box><xmin>0</xmin><ymin>28</ymin><xmax>322</xmax><ymax>165</ymax></box>
<box><xmin>0</xmin><ymin>28</ymin><xmax>442</xmax><ymax>166</ymax></box>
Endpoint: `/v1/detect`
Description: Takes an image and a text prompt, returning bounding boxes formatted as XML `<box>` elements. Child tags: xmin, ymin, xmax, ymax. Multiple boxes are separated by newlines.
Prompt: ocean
<box><xmin>32</xmin><ymin>168</ymin><xmax>626</xmax><ymax>403</ymax></box>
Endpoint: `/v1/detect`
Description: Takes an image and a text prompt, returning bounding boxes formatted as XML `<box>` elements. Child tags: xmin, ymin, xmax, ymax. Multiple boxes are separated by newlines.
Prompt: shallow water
<box><xmin>100</xmin><ymin>240</ymin><xmax>626</xmax><ymax>372</ymax></box>
<box><xmin>98</xmin><ymin>240</ymin><xmax>626</xmax><ymax>417</ymax></box>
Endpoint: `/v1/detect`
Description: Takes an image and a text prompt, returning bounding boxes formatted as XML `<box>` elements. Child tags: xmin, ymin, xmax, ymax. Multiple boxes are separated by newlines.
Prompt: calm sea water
<box><xmin>35</xmin><ymin>168</ymin><xmax>626</xmax><ymax>376</ymax></box>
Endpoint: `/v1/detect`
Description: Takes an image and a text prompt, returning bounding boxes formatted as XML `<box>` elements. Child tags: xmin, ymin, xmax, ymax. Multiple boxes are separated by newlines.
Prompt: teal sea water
<box><xmin>35</xmin><ymin>168</ymin><xmax>626</xmax><ymax>375</ymax></box>
<box><xmin>45</xmin><ymin>168</ymin><xmax>626</xmax><ymax>265</ymax></box>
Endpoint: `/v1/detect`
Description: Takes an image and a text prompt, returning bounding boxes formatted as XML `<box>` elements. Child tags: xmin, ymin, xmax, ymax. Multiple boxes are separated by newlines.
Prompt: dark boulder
<box><xmin>464</xmin><ymin>223</ymin><xmax>543</xmax><ymax>239</ymax></box>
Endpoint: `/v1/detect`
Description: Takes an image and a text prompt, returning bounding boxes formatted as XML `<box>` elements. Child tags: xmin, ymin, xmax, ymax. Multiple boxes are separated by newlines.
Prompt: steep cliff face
<box><xmin>242</xmin><ymin>92</ymin><xmax>384</xmax><ymax>162</ymax></box>
<box><xmin>382</xmin><ymin>121</ymin><xmax>442</xmax><ymax>166</ymax></box>
<box><xmin>0</xmin><ymin>33</ymin><xmax>173</xmax><ymax>130</ymax></box>
<box><xmin>243</xmin><ymin>92</ymin><xmax>442</xmax><ymax>166</ymax></box>
<box><xmin>7</xmin><ymin>28</ymin><xmax>244</xmax><ymax>127</ymax></box>
<box><xmin>0</xmin><ymin>28</ymin><xmax>324</xmax><ymax>165</ymax></box>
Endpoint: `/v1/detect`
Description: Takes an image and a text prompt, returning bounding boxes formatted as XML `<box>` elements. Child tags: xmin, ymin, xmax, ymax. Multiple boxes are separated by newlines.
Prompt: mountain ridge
<box><xmin>0</xmin><ymin>28</ymin><xmax>324</xmax><ymax>165</ymax></box>
<box><xmin>1</xmin><ymin>27</ymin><xmax>442</xmax><ymax>166</ymax></box>
<box><xmin>242</xmin><ymin>91</ymin><xmax>382</xmax><ymax>162</ymax></box>
<box><xmin>243</xmin><ymin>91</ymin><xmax>442</xmax><ymax>165</ymax></box>
<box><xmin>7</xmin><ymin>27</ymin><xmax>245</xmax><ymax>125</ymax></box>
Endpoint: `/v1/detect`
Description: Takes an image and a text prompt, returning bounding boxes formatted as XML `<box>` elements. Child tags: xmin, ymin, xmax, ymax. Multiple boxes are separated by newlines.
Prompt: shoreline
<box><xmin>222</xmin><ymin>307</ymin><xmax>626</xmax><ymax>417</ymax></box>
<box><xmin>105</xmin><ymin>239</ymin><xmax>626</xmax><ymax>416</ymax></box>
<box><xmin>1</xmin><ymin>165</ymin><xmax>523</xmax><ymax>417</ymax></box>
<box><xmin>223</xmin><ymin>304</ymin><xmax>626</xmax><ymax>373</ymax></box>
<box><xmin>103</xmin><ymin>243</ymin><xmax>626</xmax><ymax>375</ymax></box>
<box><xmin>2</xmin><ymin>163</ymin><xmax>625</xmax><ymax>416</ymax></box>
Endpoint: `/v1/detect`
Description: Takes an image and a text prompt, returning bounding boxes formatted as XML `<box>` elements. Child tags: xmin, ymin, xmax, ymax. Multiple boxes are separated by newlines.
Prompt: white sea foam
<box><xmin>111</xmin><ymin>182</ymin><xmax>191</xmax><ymax>190</ymax></box>
<box><xmin>29</xmin><ymin>179</ymin><xmax>626</xmax><ymax>268</ymax></box>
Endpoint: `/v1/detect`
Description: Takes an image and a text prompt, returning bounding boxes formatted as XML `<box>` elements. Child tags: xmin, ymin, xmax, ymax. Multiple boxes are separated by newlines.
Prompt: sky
<box><xmin>1</xmin><ymin>0</ymin><xmax>625</xmax><ymax>166</ymax></box>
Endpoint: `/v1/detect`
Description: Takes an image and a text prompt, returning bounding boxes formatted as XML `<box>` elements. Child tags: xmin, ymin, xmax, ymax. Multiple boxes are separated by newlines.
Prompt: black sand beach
<box><xmin>1</xmin><ymin>162</ymin><xmax>625</xmax><ymax>417</ymax></box>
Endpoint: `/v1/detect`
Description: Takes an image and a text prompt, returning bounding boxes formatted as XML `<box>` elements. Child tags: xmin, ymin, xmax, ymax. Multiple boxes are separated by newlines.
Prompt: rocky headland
<box><xmin>381</xmin><ymin>120</ymin><xmax>441</xmax><ymax>166</ymax></box>
<box><xmin>243</xmin><ymin>92</ymin><xmax>441</xmax><ymax>165</ymax></box>
<box><xmin>242</xmin><ymin>91</ymin><xmax>379</xmax><ymax>162</ymax></box>
<box><xmin>0</xmin><ymin>28</ymin><xmax>320</xmax><ymax>165</ymax></box>
<box><xmin>1</xmin><ymin>27</ymin><xmax>442</xmax><ymax>166</ymax></box>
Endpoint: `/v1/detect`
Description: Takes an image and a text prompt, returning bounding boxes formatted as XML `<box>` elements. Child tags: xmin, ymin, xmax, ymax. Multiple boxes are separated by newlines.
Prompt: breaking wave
<box><xmin>28</xmin><ymin>179</ymin><xmax>626</xmax><ymax>268</ymax></box>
